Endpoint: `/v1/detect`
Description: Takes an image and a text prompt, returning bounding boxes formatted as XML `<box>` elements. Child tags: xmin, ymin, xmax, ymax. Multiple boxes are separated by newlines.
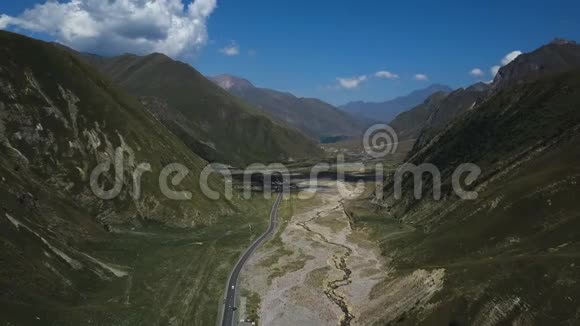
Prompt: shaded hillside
<box><xmin>389</xmin><ymin>91</ymin><xmax>449</xmax><ymax>141</ymax></box>
<box><xmin>211</xmin><ymin>74</ymin><xmax>367</xmax><ymax>141</ymax></box>
<box><xmin>388</xmin><ymin>82</ymin><xmax>490</xmax><ymax>146</ymax></box>
<box><xmin>347</xmin><ymin>43</ymin><xmax>580</xmax><ymax>325</ymax></box>
<box><xmin>341</xmin><ymin>84</ymin><xmax>452</xmax><ymax>122</ymax></box>
<box><xmin>83</xmin><ymin>55</ymin><xmax>323</xmax><ymax>166</ymax></box>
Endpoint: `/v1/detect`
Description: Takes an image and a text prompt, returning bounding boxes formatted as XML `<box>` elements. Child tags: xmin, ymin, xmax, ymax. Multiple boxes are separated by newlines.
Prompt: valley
<box><xmin>238</xmin><ymin>180</ymin><xmax>388</xmax><ymax>325</ymax></box>
<box><xmin>233</xmin><ymin>163</ymin><xmax>449</xmax><ymax>326</ymax></box>
<box><xmin>2</xmin><ymin>4</ymin><xmax>580</xmax><ymax>325</ymax></box>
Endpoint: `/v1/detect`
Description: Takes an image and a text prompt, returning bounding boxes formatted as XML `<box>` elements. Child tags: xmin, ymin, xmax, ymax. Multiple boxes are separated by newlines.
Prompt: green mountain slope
<box><xmin>211</xmin><ymin>74</ymin><xmax>367</xmax><ymax>141</ymax></box>
<box><xmin>347</xmin><ymin>42</ymin><xmax>580</xmax><ymax>324</ymax></box>
<box><xmin>84</xmin><ymin>54</ymin><xmax>323</xmax><ymax>166</ymax></box>
<box><xmin>0</xmin><ymin>31</ymin><xmax>269</xmax><ymax>325</ymax></box>
<box><xmin>0</xmin><ymin>31</ymin><xmax>231</xmax><ymax>227</ymax></box>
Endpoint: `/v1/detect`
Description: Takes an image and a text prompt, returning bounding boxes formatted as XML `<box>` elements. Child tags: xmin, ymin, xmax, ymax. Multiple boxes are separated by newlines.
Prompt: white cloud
<box><xmin>0</xmin><ymin>15</ymin><xmax>11</xmax><ymax>29</ymax></box>
<box><xmin>0</xmin><ymin>0</ymin><xmax>217</xmax><ymax>58</ymax></box>
<box><xmin>374</xmin><ymin>70</ymin><xmax>399</xmax><ymax>79</ymax></box>
<box><xmin>337</xmin><ymin>75</ymin><xmax>367</xmax><ymax>89</ymax></box>
<box><xmin>469</xmin><ymin>68</ymin><xmax>485</xmax><ymax>77</ymax></box>
<box><xmin>491</xmin><ymin>65</ymin><xmax>501</xmax><ymax>77</ymax></box>
<box><xmin>501</xmin><ymin>50</ymin><xmax>523</xmax><ymax>65</ymax></box>
<box><xmin>219</xmin><ymin>41</ymin><xmax>240</xmax><ymax>56</ymax></box>
<box><xmin>414</xmin><ymin>74</ymin><xmax>429</xmax><ymax>81</ymax></box>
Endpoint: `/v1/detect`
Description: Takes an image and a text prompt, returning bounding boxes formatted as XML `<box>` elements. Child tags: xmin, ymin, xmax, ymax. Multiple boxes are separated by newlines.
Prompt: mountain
<box><xmin>390</xmin><ymin>39</ymin><xmax>580</xmax><ymax>150</ymax></box>
<box><xmin>389</xmin><ymin>82</ymin><xmax>491</xmax><ymax>143</ymax></box>
<box><xmin>0</xmin><ymin>30</ymin><xmax>261</xmax><ymax>324</ymax></box>
<box><xmin>494</xmin><ymin>38</ymin><xmax>580</xmax><ymax>89</ymax></box>
<box><xmin>81</xmin><ymin>55</ymin><xmax>323</xmax><ymax>166</ymax></box>
<box><xmin>347</xmin><ymin>39</ymin><xmax>580</xmax><ymax>325</ymax></box>
<box><xmin>387</xmin><ymin>91</ymin><xmax>450</xmax><ymax>141</ymax></box>
<box><xmin>211</xmin><ymin>74</ymin><xmax>367</xmax><ymax>141</ymax></box>
<box><xmin>340</xmin><ymin>84</ymin><xmax>453</xmax><ymax>122</ymax></box>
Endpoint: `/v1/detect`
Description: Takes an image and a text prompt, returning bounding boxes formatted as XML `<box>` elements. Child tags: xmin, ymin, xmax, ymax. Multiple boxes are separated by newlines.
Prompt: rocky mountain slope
<box><xmin>341</xmin><ymin>84</ymin><xmax>452</xmax><ymax>123</ymax></box>
<box><xmin>82</xmin><ymin>55</ymin><xmax>323</xmax><ymax>166</ymax></box>
<box><xmin>347</xmin><ymin>39</ymin><xmax>580</xmax><ymax>325</ymax></box>
<box><xmin>0</xmin><ymin>30</ymin><xmax>263</xmax><ymax>325</ymax></box>
<box><xmin>211</xmin><ymin>74</ymin><xmax>367</xmax><ymax>141</ymax></box>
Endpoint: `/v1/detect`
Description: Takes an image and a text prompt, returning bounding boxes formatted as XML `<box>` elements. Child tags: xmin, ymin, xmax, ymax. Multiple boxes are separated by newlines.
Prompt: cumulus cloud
<box><xmin>469</xmin><ymin>68</ymin><xmax>485</xmax><ymax>77</ymax></box>
<box><xmin>0</xmin><ymin>0</ymin><xmax>217</xmax><ymax>57</ymax></box>
<box><xmin>337</xmin><ymin>75</ymin><xmax>368</xmax><ymax>89</ymax></box>
<box><xmin>490</xmin><ymin>65</ymin><xmax>501</xmax><ymax>77</ymax></box>
<box><xmin>414</xmin><ymin>74</ymin><xmax>429</xmax><ymax>81</ymax></box>
<box><xmin>375</xmin><ymin>70</ymin><xmax>399</xmax><ymax>79</ymax></box>
<box><xmin>0</xmin><ymin>15</ymin><xmax>11</xmax><ymax>29</ymax></box>
<box><xmin>219</xmin><ymin>41</ymin><xmax>240</xmax><ymax>56</ymax></box>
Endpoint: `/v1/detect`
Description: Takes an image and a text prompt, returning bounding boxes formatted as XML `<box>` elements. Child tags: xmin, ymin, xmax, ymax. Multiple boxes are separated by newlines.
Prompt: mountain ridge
<box><xmin>493</xmin><ymin>38</ymin><xmax>580</xmax><ymax>89</ymax></box>
<box><xmin>210</xmin><ymin>74</ymin><xmax>368</xmax><ymax>141</ymax></box>
<box><xmin>387</xmin><ymin>39</ymin><xmax>580</xmax><ymax>150</ymax></box>
<box><xmin>80</xmin><ymin>54</ymin><xmax>323</xmax><ymax>166</ymax></box>
<box><xmin>340</xmin><ymin>84</ymin><xmax>453</xmax><ymax>123</ymax></box>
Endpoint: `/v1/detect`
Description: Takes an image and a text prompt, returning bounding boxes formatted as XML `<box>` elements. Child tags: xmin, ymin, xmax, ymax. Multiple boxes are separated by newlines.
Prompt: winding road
<box><xmin>220</xmin><ymin>192</ymin><xmax>283</xmax><ymax>326</ymax></box>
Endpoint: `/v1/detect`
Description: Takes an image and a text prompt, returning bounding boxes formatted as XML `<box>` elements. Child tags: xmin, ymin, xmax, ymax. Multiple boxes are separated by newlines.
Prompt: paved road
<box><xmin>220</xmin><ymin>192</ymin><xmax>283</xmax><ymax>326</ymax></box>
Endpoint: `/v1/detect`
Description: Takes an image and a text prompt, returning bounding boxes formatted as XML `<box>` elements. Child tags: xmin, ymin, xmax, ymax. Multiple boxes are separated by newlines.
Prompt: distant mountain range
<box><xmin>211</xmin><ymin>74</ymin><xmax>368</xmax><ymax>142</ymax></box>
<box><xmin>340</xmin><ymin>84</ymin><xmax>453</xmax><ymax>123</ymax></box>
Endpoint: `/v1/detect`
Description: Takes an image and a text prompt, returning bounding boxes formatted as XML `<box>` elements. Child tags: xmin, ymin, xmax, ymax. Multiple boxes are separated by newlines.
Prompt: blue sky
<box><xmin>2</xmin><ymin>0</ymin><xmax>580</xmax><ymax>105</ymax></box>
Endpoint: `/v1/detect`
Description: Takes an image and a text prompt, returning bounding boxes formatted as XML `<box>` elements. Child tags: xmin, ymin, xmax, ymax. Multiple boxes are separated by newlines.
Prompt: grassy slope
<box><xmin>0</xmin><ymin>30</ymin><xmax>273</xmax><ymax>325</ymax></box>
<box><xmin>85</xmin><ymin>53</ymin><xmax>323</xmax><ymax>166</ymax></box>
<box><xmin>346</xmin><ymin>70</ymin><xmax>580</xmax><ymax>325</ymax></box>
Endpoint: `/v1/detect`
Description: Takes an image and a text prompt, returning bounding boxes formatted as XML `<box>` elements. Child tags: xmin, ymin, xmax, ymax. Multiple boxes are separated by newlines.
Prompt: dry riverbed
<box><xmin>238</xmin><ymin>180</ymin><xmax>446</xmax><ymax>325</ymax></box>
